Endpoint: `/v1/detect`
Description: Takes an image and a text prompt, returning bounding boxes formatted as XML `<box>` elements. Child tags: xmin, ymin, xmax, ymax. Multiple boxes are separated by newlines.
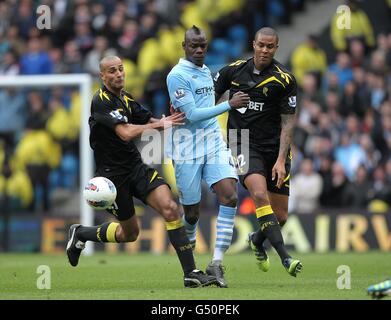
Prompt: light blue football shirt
<box><xmin>166</xmin><ymin>58</ymin><xmax>230</xmax><ymax>160</ymax></box>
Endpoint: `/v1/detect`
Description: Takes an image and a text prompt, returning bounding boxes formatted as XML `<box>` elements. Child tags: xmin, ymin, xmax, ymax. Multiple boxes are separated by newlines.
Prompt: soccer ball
<box><xmin>83</xmin><ymin>177</ymin><xmax>117</xmax><ymax>210</ymax></box>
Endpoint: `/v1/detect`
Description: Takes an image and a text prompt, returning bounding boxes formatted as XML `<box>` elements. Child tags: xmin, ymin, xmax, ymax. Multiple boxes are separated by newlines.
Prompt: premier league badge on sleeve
<box><xmin>288</xmin><ymin>96</ymin><xmax>297</xmax><ymax>108</ymax></box>
<box><xmin>174</xmin><ymin>89</ymin><xmax>186</xmax><ymax>99</ymax></box>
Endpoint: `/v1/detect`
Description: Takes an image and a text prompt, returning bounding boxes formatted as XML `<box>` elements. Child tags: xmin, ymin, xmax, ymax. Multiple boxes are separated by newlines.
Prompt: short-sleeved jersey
<box><xmin>214</xmin><ymin>58</ymin><xmax>297</xmax><ymax>152</ymax></box>
<box><xmin>89</xmin><ymin>85</ymin><xmax>152</xmax><ymax>177</ymax></box>
<box><xmin>166</xmin><ymin>58</ymin><xmax>225</xmax><ymax>160</ymax></box>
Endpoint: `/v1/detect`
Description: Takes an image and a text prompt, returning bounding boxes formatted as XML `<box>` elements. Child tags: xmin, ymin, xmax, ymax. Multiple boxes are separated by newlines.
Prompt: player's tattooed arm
<box><xmin>279</xmin><ymin>113</ymin><xmax>296</xmax><ymax>160</ymax></box>
<box><xmin>272</xmin><ymin>113</ymin><xmax>296</xmax><ymax>188</ymax></box>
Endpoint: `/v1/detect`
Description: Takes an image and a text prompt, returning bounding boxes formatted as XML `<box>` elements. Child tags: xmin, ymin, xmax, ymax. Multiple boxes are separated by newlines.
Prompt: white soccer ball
<box><xmin>83</xmin><ymin>177</ymin><xmax>117</xmax><ymax>210</ymax></box>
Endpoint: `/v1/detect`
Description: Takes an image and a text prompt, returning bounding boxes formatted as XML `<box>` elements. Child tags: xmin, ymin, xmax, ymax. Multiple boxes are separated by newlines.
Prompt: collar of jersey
<box><xmin>179</xmin><ymin>58</ymin><xmax>207</xmax><ymax>70</ymax></box>
<box><xmin>102</xmin><ymin>85</ymin><xmax>123</xmax><ymax>99</ymax></box>
<box><xmin>248</xmin><ymin>57</ymin><xmax>275</xmax><ymax>75</ymax></box>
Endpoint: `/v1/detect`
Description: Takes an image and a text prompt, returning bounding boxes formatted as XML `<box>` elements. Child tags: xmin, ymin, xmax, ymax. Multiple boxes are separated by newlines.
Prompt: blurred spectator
<box><xmin>0</xmin><ymin>50</ymin><xmax>20</xmax><ymax>75</ymax></box>
<box><xmin>46</xmin><ymin>97</ymin><xmax>72</xmax><ymax>145</ymax></box>
<box><xmin>299</xmin><ymin>73</ymin><xmax>326</xmax><ymax>109</ymax></box>
<box><xmin>344</xmin><ymin>164</ymin><xmax>371</xmax><ymax>208</ymax></box>
<box><xmin>305</xmin><ymin>133</ymin><xmax>333</xmax><ymax>171</ymax></box>
<box><xmin>143</xmin><ymin>67</ymin><xmax>171</xmax><ymax>118</ymax></box>
<box><xmin>0</xmin><ymin>2</ymin><xmax>11</xmax><ymax>35</ymax></box>
<box><xmin>0</xmin><ymin>31</ymin><xmax>10</xmax><ymax>61</ymax></box>
<box><xmin>139</xmin><ymin>13</ymin><xmax>159</xmax><ymax>41</ymax></box>
<box><xmin>349</xmin><ymin>38</ymin><xmax>366</xmax><ymax>68</ymax></box>
<box><xmin>345</xmin><ymin>114</ymin><xmax>361</xmax><ymax>139</ymax></box>
<box><xmin>49</xmin><ymin>47</ymin><xmax>68</xmax><ymax>74</ymax></box>
<box><xmin>368</xmin><ymin>165</ymin><xmax>391</xmax><ymax>206</ymax></box>
<box><xmin>330</xmin><ymin>0</ymin><xmax>375</xmax><ymax>52</ymax></box>
<box><xmin>90</xmin><ymin>2</ymin><xmax>107</xmax><ymax>34</ymax></box>
<box><xmin>5</xmin><ymin>25</ymin><xmax>25</xmax><ymax>58</ymax></box>
<box><xmin>104</xmin><ymin>12</ymin><xmax>125</xmax><ymax>48</ymax></box>
<box><xmin>323</xmin><ymin>72</ymin><xmax>342</xmax><ymax>95</ymax></box>
<box><xmin>328</xmin><ymin>52</ymin><xmax>354</xmax><ymax>88</ymax></box>
<box><xmin>84</xmin><ymin>36</ymin><xmax>115</xmax><ymax>78</ymax></box>
<box><xmin>73</xmin><ymin>3</ymin><xmax>91</xmax><ymax>25</ymax></box>
<box><xmin>14</xmin><ymin>130</ymin><xmax>61</xmax><ymax>213</ymax></box>
<box><xmin>20</xmin><ymin>37</ymin><xmax>53</xmax><ymax>75</ymax></box>
<box><xmin>10</xmin><ymin>0</ymin><xmax>36</xmax><ymax>40</ymax></box>
<box><xmin>370</xmin><ymin>49</ymin><xmax>388</xmax><ymax>76</ymax></box>
<box><xmin>368</xmin><ymin>72</ymin><xmax>387</xmax><ymax>111</ymax></box>
<box><xmin>154</xmin><ymin>0</ymin><xmax>180</xmax><ymax>24</ymax></box>
<box><xmin>291</xmin><ymin>34</ymin><xmax>327</xmax><ymax>87</ymax></box>
<box><xmin>62</xmin><ymin>40</ymin><xmax>83</xmax><ymax>73</ymax></box>
<box><xmin>320</xmin><ymin>162</ymin><xmax>351</xmax><ymax>207</ymax></box>
<box><xmin>51</xmin><ymin>0</ymin><xmax>68</xmax><ymax>29</ymax></box>
<box><xmin>324</xmin><ymin>90</ymin><xmax>341</xmax><ymax>113</ymax></box>
<box><xmin>318</xmin><ymin>156</ymin><xmax>333</xmax><ymax>206</ymax></box>
<box><xmin>117</xmin><ymin>19</ymin><xmax>142</xmax><ymax>62</ymax></box>
<box><xmin>290</xmin><ymin>158</ymin><xmax>323</xmax><ymax>214</ymax></box>
<box><xmin>376</xmin><ymin>33</ymin><xmax>390</xmax><ymax>54</ymax></box>
<box><xmin>25</xmin><ymin>91</ymin><xmax>48</xmax><ymax>131</ymax></box>
<box><xmin>340</xmin><ymin>81</ymin><xmax>365</xmax><ymax>118</ymax></box>
<box><xmin>0</xmin><ymin>155</ymin><xmax>33</xmax><ymax>212</ymax></box>
<box><xmin>359</xmin><ymin>133</ymin><xmax>381</xmax><ymax>172</ymax></box>
<box><xmin>362</xmin><ymin>108</ymin><xmax>387</xmax><ymax>156</ymax></box>
<box><xmin>0</xmin><ymin>89</ymin><xmax>26</xmax><ymax>152</ymax></box>
<box><xmin>73</xmin><ymin>22</ymin><xmax>94</xmax><ymax>56</ymax></box>
<box><xmin>334</xmin><ymin>132</ymin><xmax>366</xmax><ymax>181</ymax></box>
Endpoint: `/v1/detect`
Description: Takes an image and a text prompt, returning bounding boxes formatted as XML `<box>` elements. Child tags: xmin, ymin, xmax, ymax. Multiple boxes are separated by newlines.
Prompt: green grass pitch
<box><xmin>1</xmin><ymin>251</ymin><xmax>390</xmax><ymax>300</ymax></box>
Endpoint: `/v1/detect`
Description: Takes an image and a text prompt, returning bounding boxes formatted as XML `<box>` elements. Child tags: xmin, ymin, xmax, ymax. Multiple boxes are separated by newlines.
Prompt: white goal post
<box><xmin>0</xmin><ymin>74</ymin><xmax>95</xmax><ymax>255</ymax></box>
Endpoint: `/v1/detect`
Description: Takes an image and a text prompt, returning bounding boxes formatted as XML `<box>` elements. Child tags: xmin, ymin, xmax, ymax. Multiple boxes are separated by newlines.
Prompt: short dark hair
<box><xmin>254</xmin><ymin>27</ymin><xmax>279</xmax><ymax>44</ymax></box>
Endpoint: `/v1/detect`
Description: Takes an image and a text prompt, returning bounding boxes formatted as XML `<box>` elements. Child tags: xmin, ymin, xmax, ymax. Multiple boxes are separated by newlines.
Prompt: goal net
<box><xmin>0</xmin><ymin>74</ymin><xmax>95</xmax><ymax>255</ymax></box>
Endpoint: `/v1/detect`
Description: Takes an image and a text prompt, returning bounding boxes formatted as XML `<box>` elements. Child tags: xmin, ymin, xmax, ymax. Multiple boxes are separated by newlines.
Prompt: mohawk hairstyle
<box><xmin>184</xmin><ymin>25</ymin><xmax>202</xmax><ymax>42</ymax></box>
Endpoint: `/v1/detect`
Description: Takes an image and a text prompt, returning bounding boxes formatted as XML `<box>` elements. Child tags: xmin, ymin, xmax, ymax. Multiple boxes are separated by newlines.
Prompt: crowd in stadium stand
<box><xmin>289</xmin><ymin>0</ymin><xmax>391</xmax><ymax>214</ymax></box>
<box><xmin>0</xmin><ymin>0</ymin><xmax>390</xmax><ymax>215</ymax></box>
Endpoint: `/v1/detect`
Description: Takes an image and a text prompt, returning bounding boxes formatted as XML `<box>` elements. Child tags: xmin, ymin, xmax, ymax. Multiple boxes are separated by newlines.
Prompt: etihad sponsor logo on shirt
<box><xmin>288</xmin><ymin>96</ymin><xmax>297</xmax><ymax>108</ymax></box>
<box><xmin>174</xmin><ymin>89</ymin><xmax>186</xmax><ymax>99</ymax></box>
<box><xmin>236</xmin><ymin>100</ymin><xmax>264</xmax><ymax>114</ymax></box>
<box><xmin>195</xmin><ymin>86</ymin><xmax>214</xmax><ymax>95</ymax></box>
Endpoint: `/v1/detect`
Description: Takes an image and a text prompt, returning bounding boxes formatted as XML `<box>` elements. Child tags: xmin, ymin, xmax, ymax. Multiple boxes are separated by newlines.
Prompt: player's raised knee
<box><xmin>161</xmin><ymin>200</ymin><xmax>180</xmax><ymax>221</ymax></box>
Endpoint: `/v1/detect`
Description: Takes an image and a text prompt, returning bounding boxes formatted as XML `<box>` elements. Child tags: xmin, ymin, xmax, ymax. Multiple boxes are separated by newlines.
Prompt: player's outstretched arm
<box><xmin>115</xmin><ymin>112</ymin><xmax>185</xmax><ymax>141</ymax></box>
<box><xmin>179</xmin><ymin>91</ymin><xmax>250</xmax><ymax>122</ymax></box>
<box><xmin>167</xmin><ymin>71</ymin><xmax>249</xmax><ymax>122</ymax></box>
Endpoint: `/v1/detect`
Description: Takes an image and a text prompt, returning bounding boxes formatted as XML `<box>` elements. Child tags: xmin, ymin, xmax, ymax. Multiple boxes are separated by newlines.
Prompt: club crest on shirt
<box><xmin>175</xmin><ymin>89</ymin><xmax>186</xmax><ymax>99</ymax></box>
<box><xmin>110</xmin><ymin>109</ymin><xmax>128</xmax><ymax>122</ymax></box>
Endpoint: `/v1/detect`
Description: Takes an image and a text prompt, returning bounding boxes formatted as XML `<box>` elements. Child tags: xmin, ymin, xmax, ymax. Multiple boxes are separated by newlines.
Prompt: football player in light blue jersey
<box><xmin>166</xmin><ymin>26</ymin><xmax>250</xmax><ymax>288</ymax></box>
